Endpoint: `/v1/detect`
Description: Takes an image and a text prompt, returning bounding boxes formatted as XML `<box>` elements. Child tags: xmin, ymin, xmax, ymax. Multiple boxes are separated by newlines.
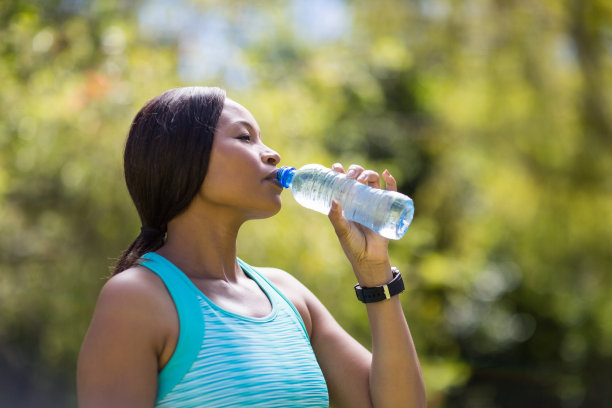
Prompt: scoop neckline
<box><xmin>146</xmin><ymin>252</ymin><xmax>278</xmax><ymax>322</ymax></box>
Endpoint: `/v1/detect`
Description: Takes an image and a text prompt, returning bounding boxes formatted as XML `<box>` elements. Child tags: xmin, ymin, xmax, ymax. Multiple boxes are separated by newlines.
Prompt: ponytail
<box><xmin>113</xmin><ymin>227</ymin><xmax>166</xmax><ymax>275</ymax></box>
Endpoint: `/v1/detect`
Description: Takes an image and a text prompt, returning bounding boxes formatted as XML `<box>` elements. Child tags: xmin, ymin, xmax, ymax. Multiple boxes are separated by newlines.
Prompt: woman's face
<box><xmin>196</xmin><ymin>98</ymin><xmax>283</xmax><ymax>220</ymax></box>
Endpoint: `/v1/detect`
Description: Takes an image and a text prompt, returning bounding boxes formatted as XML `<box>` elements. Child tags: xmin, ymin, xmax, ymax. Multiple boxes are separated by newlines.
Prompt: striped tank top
<box><xmin>139</xmin><ymin>252</ymin><xmax>329</xmax><ymax>407</ymax></box>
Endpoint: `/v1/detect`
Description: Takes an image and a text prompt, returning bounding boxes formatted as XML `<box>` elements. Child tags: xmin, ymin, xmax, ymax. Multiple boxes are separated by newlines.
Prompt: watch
<box><xmin>354</xmin><ymin>267</ymin><xmax>405</xmax><ymax>303</ymax></box>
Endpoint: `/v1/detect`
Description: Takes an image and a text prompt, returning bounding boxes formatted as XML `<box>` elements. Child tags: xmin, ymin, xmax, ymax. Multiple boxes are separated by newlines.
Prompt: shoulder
<box><xmin>78</xmin><ymin>266</ymin><xmax>175</xmax><ymax>405</ymax></box>
<box><xmin>255</xmin><ymin>266</ymin><xmax>313</xmax><ymax>304</ymax></box>
<box><xmin>100</xmin><ymin>265</ymin><xmax>173</xmax><ymax>312</ymax></box>
<box><xmin>90</xmin><ymin>265</ymin><xmax>177</xmax><ymax>349</ymax></box>
<box><xmin>255</xmin><ymin>267</ymin><xmax>318</xmax><ymax>336</ymax></box>
<box><xmin>255</xmin><ymin>266</ymin><xmax>303</xmax><ymax>290</ymax></box>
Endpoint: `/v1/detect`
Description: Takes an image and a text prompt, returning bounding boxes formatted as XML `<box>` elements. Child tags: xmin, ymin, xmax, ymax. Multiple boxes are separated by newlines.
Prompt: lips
<box><xmin>265</xmin><ymin>169</ymin><xmax>282</xmax><ymax>187</ymax></box>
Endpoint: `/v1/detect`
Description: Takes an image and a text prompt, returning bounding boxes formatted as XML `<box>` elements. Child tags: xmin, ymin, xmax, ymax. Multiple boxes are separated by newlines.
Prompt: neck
<box><xmin>156</xmin><ymin>205</ymin><xmax>246</xmax><ymax>282</ymax></box>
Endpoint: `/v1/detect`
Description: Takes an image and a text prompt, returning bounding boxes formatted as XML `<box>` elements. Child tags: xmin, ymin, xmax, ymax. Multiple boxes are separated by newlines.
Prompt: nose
<box><xmin>262</xmin><ymin>145</ymin><xmax>281</xmax><ymax>166</ymax></box>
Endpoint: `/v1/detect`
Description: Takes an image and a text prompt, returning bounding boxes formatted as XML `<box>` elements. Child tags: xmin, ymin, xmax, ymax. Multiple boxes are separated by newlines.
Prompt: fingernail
<box><xmin>347</xmin><ymin>169</ymin><xmax>356</xmax><ymax>177</ymax></box>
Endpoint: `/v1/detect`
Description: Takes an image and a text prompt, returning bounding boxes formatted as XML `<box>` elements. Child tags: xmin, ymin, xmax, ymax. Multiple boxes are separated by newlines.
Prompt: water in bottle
<box><xmin>277</xmin><ymin>164</ymin><xmax>414</xmax><ymax>240</ymax></box>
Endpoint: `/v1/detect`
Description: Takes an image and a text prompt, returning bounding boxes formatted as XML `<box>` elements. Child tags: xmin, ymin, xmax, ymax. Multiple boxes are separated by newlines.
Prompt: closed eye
<box><xmin>237</xmin><ymin>134</ymin><xmax>252</xmax><ymax>142</ymax></box>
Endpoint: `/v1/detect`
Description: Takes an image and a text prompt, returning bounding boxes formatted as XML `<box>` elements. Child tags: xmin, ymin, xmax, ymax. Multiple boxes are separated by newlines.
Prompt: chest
<box><xmin>191</xmin><ymin>276</ymin><xmax>273</xmax><ymax>318</ymax></box>
<box><xmin>156</xmin><ymin>296</ymin><xmax>329</xmax><ymax>408</ymax></box>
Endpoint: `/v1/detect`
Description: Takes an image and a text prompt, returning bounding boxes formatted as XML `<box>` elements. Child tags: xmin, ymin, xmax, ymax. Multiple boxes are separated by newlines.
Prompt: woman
<box><xmin>77</xmin><ymin>86</ymin><xmax>426</xmax><ymax>407</ymax></box>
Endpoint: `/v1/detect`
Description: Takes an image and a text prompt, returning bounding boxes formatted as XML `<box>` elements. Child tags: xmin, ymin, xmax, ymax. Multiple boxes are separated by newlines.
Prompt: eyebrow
<box><xmin>232</xmin><ymin>120</ymin><xmax>259</xmax><ymax>135</ymax></box>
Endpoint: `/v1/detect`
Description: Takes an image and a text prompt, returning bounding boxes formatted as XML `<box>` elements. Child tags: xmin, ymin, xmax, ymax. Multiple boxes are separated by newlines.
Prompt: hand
<box><xmin>327</xmin><ymin>163</ymin><xmax>396</xmax><ymax>285</ymax></box>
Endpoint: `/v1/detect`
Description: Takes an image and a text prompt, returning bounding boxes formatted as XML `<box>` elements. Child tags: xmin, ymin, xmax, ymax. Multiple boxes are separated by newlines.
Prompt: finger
<box><xmin>331</xmin><ymin>163</ymin><xmax>345</xmax><ymax>173</ymax></box>
<box><xmin>346</xmin><ymin>164</ymin><xmax>364</xmax><ymax>179</ymax></box>
<box><xmin>328</xmin><ymin>200</ymin><xmax>351</xmax><ymax>240</ymax></box>
<box><xmin>357</xmin><ymin>170</ymin><xmax>381</xmax><ymax>188</ymax></box>
<box><xmin>382</xmin><ymin>169</ymin><xmax>397</xmax><ymax>192</ymax></box>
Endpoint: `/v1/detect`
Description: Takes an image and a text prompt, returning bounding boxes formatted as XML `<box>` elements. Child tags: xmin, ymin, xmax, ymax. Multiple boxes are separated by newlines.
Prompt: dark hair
<box><xmin>113</xmin><ymin>86</ymin><xmax>226</xmax><ymax>275</ymax></box>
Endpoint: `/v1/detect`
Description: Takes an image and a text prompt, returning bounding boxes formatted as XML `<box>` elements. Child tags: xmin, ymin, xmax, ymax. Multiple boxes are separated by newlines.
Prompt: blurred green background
<box><xmin>1</xmin><ymin>0</ymin><xmax>611</xmax><ymax>406</ymax></box>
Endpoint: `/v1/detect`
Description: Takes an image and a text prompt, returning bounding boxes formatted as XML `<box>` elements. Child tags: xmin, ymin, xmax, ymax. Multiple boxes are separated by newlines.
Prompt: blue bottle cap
<box><xmin>277</xmin><ymin>166</ymin><xmax>296</xmax><ymax>188</ymax></box>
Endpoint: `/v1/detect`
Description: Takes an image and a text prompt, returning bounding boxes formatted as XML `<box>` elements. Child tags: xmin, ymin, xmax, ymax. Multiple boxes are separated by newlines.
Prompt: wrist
<box><xmin>354</xmin><ymin>267</ymin><xmax>405</xmax><ymax>303</ymax></box>
<box><xmin>352</xmin><ymin>261</ymin><xmax>393</xmax><ymax>287</ymax></box>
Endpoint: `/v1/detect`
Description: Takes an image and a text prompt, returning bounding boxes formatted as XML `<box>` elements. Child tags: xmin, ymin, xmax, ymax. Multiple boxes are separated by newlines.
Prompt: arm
<box><xmin>262</xmin><ymin>263</ymin><xmax>424</xmax><ymax>408</ymax></box>
<box><xmin>262</xmin><ymin>165</ymin><xmax>425</xmax><ymax>407</ymax></box>
<box><xmin>323</xmin><ymin>164</ymin><xmax>426</xmax><ymax>408</ymax></box>
<box><xmin>77</xmin><ymin>267</ymin><xmax>177</xmax><ymax>408</ymax></box>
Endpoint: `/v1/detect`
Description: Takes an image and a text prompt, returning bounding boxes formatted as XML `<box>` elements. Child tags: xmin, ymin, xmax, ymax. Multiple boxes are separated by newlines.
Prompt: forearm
<box><xmin>366</xmin><ymin>297</ymin><xmax>426</xmax><ymax>408</ymax></box>
<box><xmin>354</xmin><ymin>265</ymin><xmax>426</xmax><ymax>408</ymax></box>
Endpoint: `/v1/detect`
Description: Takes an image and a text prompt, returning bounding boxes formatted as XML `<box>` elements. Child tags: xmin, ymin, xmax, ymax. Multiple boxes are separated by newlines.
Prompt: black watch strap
<box><xmin>354</xmin><ymin>267</ymin><xmax>405</xmax><ymax>303</ymax></box>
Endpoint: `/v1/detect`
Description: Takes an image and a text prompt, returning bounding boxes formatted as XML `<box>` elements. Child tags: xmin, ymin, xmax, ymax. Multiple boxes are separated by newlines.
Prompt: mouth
<box><xmin>265</xmin><ymin>169</ymin><xmax>282</xmax><ymax>188</ymax></box>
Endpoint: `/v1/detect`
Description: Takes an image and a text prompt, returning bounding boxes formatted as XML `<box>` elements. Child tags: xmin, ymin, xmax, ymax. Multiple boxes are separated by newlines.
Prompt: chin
<box><xmin>248</xmin><ymin>198</ymin><xmax>282</xmax><ymax>220</ymax></box>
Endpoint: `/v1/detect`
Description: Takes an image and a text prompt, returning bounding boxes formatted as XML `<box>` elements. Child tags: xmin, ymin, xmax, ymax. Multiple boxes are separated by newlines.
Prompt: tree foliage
<box><xmin>1</xmin><ymin>0</ymin><xmax>611</xmax><ymax>406</ymax></box>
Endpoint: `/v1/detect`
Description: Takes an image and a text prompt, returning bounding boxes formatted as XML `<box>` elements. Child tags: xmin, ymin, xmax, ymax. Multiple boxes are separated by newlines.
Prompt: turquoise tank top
<box><xmin>139</xmin><ymin>252</ymin><xmax>329</xmax><ymax>407</ymax></box>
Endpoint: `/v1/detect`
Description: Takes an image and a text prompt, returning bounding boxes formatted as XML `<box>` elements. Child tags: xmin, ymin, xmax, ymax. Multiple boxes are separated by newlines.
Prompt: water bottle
<box><xmin>277</xmin><ymin>164</ymin><xmax>414</xmax><ymax>240</ymax></box>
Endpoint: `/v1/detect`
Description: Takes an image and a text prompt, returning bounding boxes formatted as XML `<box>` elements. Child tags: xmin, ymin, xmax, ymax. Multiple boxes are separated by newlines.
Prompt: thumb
<box><xmin>328</xmin><ymin>200</ymin><xmax>351</xmax><ymax>240</ymax></box>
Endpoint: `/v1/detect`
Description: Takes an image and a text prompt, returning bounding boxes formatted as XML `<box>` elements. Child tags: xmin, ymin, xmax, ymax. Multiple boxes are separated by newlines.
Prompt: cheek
<box><xmin>198</xmin><ymin>163</ymin><xmax>250</xmax><ymax>204</ymax></box>
<box><xmin>201</xmin><ymin>148</ymin><xmax>233</xmax><ymax>190</ymax></box>
<box><xmin>199</xmin><ymin>142</ymin><xmax>263</xmax><ymax>201</ymax></box>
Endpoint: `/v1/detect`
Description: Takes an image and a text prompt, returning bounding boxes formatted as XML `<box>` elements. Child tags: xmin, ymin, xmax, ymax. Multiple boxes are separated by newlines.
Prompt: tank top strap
<box><xmin>237</xmin><ymin>259</ymin><xmax>310</xmax><ymax>340</ymax></box>
<box><xmin>138</xmin><ymin>252</ymin><xmax>205</xmax><ymax>401</ymax></box>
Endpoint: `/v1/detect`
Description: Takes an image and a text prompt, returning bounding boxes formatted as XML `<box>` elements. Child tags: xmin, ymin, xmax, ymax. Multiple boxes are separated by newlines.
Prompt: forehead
<box><xmin>217</xmin><ymin>98</ymin><xmax>258</xmax><ymax>130</ymax></box>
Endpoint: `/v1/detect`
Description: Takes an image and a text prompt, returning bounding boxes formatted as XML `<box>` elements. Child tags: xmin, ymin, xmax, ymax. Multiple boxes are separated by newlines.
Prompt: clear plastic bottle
<box><xmin>277</xmin><ymin>164</ymin><xmax>414</xmax><ymax>240</ymax></box>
